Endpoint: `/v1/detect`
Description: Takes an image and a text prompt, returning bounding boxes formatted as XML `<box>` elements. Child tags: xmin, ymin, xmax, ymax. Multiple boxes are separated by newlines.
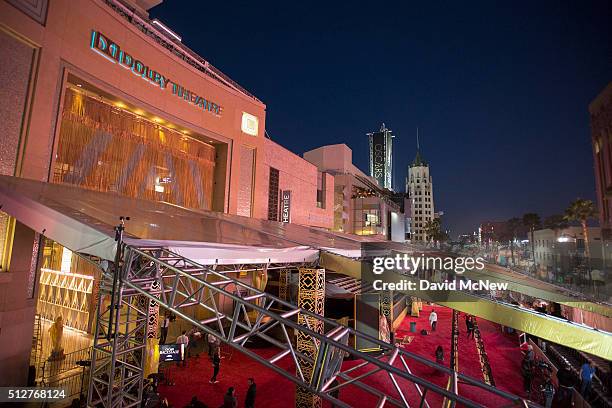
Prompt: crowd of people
<box><xmin>181</xmin><ymin>379</ymin><xmax>256</xmax><ymax>408</ymax></box>
<box><xmin>518</xmin><ymin>341</ymin><xmax>601</xmax><ymax>408</ymax></box>
<box><xmin>156</xmin><ymin>313</ymin><xmax>257</xmax><ymax>408</ymax></box>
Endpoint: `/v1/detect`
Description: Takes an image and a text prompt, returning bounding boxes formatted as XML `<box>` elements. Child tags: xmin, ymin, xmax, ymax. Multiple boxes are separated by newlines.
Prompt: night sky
<box><xmin>150</xmin><ymin>1</ymin><xmax>612</xmax><ymax>237</ymax></box>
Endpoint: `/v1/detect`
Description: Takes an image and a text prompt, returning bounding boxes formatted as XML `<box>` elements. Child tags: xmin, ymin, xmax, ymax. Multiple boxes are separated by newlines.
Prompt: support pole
<box><xmin>88</xmin><ymin>244</ymin><xmax>159</xmax><ymax>408</ymax></box>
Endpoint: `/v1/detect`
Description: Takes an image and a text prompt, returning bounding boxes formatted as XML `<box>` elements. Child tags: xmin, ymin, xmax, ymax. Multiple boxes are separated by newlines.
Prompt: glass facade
<box><xmin>53</xmin><ymin>87</ymin><xmax>216</xmax><ymax>210</ymax></box>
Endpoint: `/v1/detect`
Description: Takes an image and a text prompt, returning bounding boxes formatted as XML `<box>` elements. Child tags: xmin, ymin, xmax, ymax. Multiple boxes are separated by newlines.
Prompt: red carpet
<box><xmin>158</xmin><ymin>305</ymin><xmax>526</xmax><ymax>407</ymax></box>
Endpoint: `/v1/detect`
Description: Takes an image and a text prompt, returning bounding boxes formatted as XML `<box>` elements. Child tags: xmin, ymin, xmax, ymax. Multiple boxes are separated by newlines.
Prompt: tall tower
<box><xmin>406</xmin><ymin>132</ymin><xmax>435</xmax><ymax>242</ymax></box>
<box><xmin>368</xmin><ymin>123</ymin><xmax>394</xmax><ymax>190</ymax></box>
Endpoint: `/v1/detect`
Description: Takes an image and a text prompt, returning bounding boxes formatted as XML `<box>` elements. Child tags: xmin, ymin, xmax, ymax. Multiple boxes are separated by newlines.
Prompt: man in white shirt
<box><xmin>429</xmin><ymin>309</ymin><xmax>438</xmax><ymax>332</ymax></box>
<box><xmin>176</xmin><ymin>331</ymin><xmax>189</xmax><ymax>367</ymax></box>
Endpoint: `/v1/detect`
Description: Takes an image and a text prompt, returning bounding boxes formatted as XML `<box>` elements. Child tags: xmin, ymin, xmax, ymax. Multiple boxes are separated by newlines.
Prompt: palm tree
<box><xmin>564</xmin><ymin>199</ymin><xmax>596</xmax><ymax>269</ymax></box>
<box><xmin>506</xmin><ymin>217</ymin><xmax>522</xmax><ymax>266</ymax></box>
<box><xmin>424</xmin><ymin>218</ymin><xmax>442</xmax><ymax>245</ymax></box>
<box><xmin>522</xmin><ymin>213</ymin><xmax>541</xmax><ymax>268</ymax></box>
<box><xmin>543</xmin><ymin>214</ymin><xmax>569</xmax><ymax>237</ymax></box>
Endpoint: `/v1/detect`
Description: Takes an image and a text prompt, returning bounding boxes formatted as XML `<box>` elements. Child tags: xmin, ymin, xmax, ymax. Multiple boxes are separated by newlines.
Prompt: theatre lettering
<box><xmin>90</xmin><ymin>30</ymin><xmax>222</xmax><ymax>116</ymax></box>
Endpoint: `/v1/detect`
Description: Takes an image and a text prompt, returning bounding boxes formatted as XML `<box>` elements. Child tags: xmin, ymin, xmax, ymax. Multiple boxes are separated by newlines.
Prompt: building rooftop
<box><xmin>106</xmin><ymin>0</ymin><xmax>263</xmax><ymax>105</ymax></box>
<box><xmin>411</xmin><ymin>150</ymin><xmax>428</xmax><ymax>167</ymax></box>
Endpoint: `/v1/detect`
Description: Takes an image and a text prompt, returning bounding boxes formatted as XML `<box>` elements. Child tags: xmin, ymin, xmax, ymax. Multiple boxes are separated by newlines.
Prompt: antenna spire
<box><xmin>416</xmin><ymin>127</ymin><xmax>420</xmax><ymax>151</ymax></box>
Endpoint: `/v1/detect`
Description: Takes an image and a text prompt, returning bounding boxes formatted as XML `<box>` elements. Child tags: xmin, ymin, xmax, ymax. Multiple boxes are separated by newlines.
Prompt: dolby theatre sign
<box><xmin>90</xmin><ymin>30</ymin><xmax>223</xmax><ymax>117</ymax></box>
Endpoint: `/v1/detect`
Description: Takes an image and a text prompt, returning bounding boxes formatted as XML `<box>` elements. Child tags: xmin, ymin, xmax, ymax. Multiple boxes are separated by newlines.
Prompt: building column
<box><xmin>296</xmin><ymin>268</ymin><xmax>325</xmax><ymax>408</ymax></box>
<box><xmin>0</xmin><ymin>221</ymin><xmax>39</xmax><ymax>386</ymax></box>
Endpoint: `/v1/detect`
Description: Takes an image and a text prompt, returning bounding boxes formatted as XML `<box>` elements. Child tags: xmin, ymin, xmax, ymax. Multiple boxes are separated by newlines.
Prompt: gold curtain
<box><xmin>53</xmin><ymin>89</ymin><xmax>215</xmax><ymax>210</ymax></box>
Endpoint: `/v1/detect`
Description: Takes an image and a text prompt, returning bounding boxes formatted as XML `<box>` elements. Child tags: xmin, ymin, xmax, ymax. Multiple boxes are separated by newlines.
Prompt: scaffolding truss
<box><xmin>88</xmin><ymin>245</ymin><xmax>532</xmax><ymax>408</ymax></box>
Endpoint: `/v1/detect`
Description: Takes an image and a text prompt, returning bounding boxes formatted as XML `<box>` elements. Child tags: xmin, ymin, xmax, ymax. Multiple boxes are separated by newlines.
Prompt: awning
<box><xmin>0</xmin><ymin>176</ymin><xmax>336</xmax><ymax>263</ymax></box>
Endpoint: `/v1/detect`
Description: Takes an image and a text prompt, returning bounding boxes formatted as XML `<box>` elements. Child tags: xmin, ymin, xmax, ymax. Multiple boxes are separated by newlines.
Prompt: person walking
<box><xmin>210</xmin><ymin>349</ymin><xmax>221</xmax><ymax>383</ymax></box>
<box><xmin>579</xmin><ymin>361</ymin><xmax>595</xmax><ymax>398</ymax></box>
<box><xmin>466</xmin><ymin>316</ymin><xmax>474</xmax><ymax>339</ymax></box>
<box><xmin>541</xmin><ymin>378</ymin><xmax>555</xmax><ymax>408</ymax></box>
<box><xmin>223</xmin><ymin>387</ymin><xmax>237</xmax><ymax>408</ymax></box>
<box><xmin>553</xmin><ymin>364</ymin><xmax>576</xmax><ymax>408</ymax></box>
<box><xmin>244</xmin><ymin>378</ymin><xmax>256</xmax><ymax>408</ymax></box>
<box><xmin>435</xmin><ymin>345</ymin><xmax>444</xmax><ymax>365</ymax></box>
<box><xmin>429</xmin><ymin>308</ymin><xmax>438</xmax><ymax>332</ymax></box>
<box><xmin>521</xmin><ymin>354</ymin><xmax>533</xmax><ymax>396</ymax></box>
<box><xmin>187</xmin><ymin>327</ymin><xmax>202</xmax><ymax>358</ymax></box>
<box><xmin>160</xmin><ymin>314</ymin><xmax>170</xmax><ymax>345</ymax></box>
<box><xmin>176</xmin><ymin>331</ymin><xmax>189</xmax><ymax>367</ymax></box>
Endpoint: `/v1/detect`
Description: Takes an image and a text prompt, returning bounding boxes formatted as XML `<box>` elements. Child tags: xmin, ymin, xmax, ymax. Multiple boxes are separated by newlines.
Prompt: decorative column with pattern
<box><xmin>279</xmin><ymin>268</ymin><xmax>290</xmax><ymax>301</ymax></box>
<box><xmin>141</xmin><ymin>280</ymin><xmax>160</xmax><ymax>377</ymax></box>
<box><xmin>380</xmin><ymin>290</ymin><xmax>393</xmax><ymax>342</ymax></box>
<box><xmin>296</xmin><ymin>268</ymin><xmax>325</xmax><ymax>408</ymax></box>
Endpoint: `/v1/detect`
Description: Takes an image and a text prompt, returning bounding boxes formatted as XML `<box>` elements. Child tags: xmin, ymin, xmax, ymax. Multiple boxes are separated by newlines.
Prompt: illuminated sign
<box><xmin>369</xmin><ymin>128</ymin><xmax>393</xmax><ymax>189</ymax></box>
<box><xmin>90</xmin><ymin>30</ymin><xmax>222</xmax><ymax>116</ymax></box>
<box><xmin>371</xmin><ymin>132</ymin><xmax>386</xmax><ymax>185</ymax></box>
<box><xmin>241</xmin><ymin>112</ymin><xmax>259</xmax><ymax>136</ymax></box>
<box><xmin>159</xmin><ymin>344</ymin><xmax>185</xmax><ymax>362</ymax></box>
<box><xmin>281</xmin><ymin>190</ymin><xmax>291</xmax><ymax>223</ymax></box>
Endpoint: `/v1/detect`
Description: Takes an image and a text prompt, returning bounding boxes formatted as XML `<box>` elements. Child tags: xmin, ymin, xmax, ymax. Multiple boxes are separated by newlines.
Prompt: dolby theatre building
<box><xmin>0</xmin><ymin>0</ymin><xmax>334</xmax><ymax>385</ymax></box>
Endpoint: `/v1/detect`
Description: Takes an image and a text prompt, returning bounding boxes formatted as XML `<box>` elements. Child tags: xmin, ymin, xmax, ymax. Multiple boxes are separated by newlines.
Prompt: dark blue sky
<box><xmin>150</xmin><ymin>1</ymin><xmax>611</xmax><ymax>236</ymax></box>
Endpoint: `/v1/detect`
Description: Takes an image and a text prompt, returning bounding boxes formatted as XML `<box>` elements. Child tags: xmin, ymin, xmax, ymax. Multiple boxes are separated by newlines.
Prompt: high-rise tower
<box><xmin>406</xmin><ymin>132</ymin><xmax>435</xmax><ymax>242</ymax></box>
<box><xmin>368</xmin><ymin>123</ymin><xmax>394</xmax><ymax>190</ymax></box>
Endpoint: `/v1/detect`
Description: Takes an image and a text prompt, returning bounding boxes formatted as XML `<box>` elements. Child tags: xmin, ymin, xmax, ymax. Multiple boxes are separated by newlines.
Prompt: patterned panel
<box><xmin>6</xmin><ymin>0</ymin><xmax>48</xmax><ymax>25</ymax></box>
<box><xmin>236</xmin><ymin>145</ymin><xmax>255</xmax><ymax>217</ymax></box>
<box><xmin>296</xmin><ymin>268</ymin><xmax>325</xmax><ymax>408</ymax></box>
<box><xmin>267</xmin><ymin>167</ymin><xmax>280</xmax><ymax>221</ymax></box>
<box><xmin>0</xmin><ymin>29</ymin><xmax>35</xmax><ymax>270</ymax></box>
<box><xmin>147</xmin><ymin>280</ymin><xmax>160</xmax><ymax>339</ymax></box>
<box><xmin>279</xmin><ymin>268</ymin><xmax>290</xmax><ymax>301</ymax></box>
<box><xmin>380</xmin><ymin>290</ymin><xmax>392</xmax><ymax>320</ymax></box>
<box><xmin>26</xmin><ymin>233</ymin><xmax>41</xmax><ymax>298</ymax></box>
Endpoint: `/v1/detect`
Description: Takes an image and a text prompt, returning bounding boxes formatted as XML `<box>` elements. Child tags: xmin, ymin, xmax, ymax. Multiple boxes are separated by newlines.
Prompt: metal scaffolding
<box><xmin>87</xmin><ymin>244</ymin><xmax>532</xmax><ymax>408</ymax></box>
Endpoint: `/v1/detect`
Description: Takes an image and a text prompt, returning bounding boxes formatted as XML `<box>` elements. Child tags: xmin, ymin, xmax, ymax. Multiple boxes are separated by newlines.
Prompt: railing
<box><xmin>474</xmin><ymin>250</ymin><xmax>610</xmax><ymax>303</ymax></box>
<box><xmin>40</xmin><ymin>347</ymin><xmax>91</xmax><ymax>406</ymax></box>
<box><xmin>41</xmin><ymin>347</ymin><xmax>91</xmax><ymax>380</ymax></box>
<box><xmin>443</xmin><ymin>310</ymin><xmax>460</xmax><ymax>408</ymax></box>
<box><xmin>472</xmin><ymin>319</ymin><xmax>495</xmax><ymax>386</ymax></box>
<box><xmin>30</xmin><ymin>313</ymin><xmax>43</xmax><ymax>374</ymax></box>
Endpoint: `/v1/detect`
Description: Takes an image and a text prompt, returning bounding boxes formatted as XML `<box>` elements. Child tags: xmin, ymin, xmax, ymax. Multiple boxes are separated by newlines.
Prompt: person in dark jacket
<box><xmin>185</xmin><ymin>395</ymin><xmax>207</xmax><ymax>408</ymax></box>
<box><xmin>223</xmin><ymin>387</ymin><xmax>237</xmax><ymax>408</ymax></box>
<box><xmin>466</xmin><ymin>315</ymin><xmax>475</xmax><ymax>339</ymax></box>
<box><xmin>521</xmin><ymin>355</ymin><xmax>533</xmax><ymax>395</ymax></box>
<box><xmin>435</xmin><ymin>345</ymin><xmax>444</xmax><ymax>364</ymax></box>
<box><xmin>245</xmin><ymin>378</ymin><xmax>256</xmax><ymax>408</ymax></box>
<box><xmin>209</xmin><ymin>349</ymin><xmax>221</xmax><ymax>383</ymax></box>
